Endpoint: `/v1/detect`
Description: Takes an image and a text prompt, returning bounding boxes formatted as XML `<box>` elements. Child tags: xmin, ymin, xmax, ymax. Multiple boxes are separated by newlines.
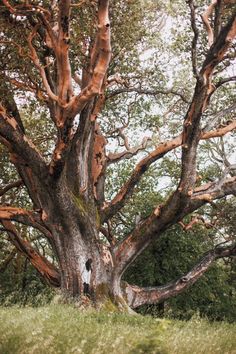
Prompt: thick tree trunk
<box><xmin>1</xmin><ymin>0</ymin><xmax>236</xmax><ymax>314</ymax></box>
<box><xmin>38</xmin><ymin>176</ymin><xmax>128</xmax><ymax>310</ymax></box>
<box><xmin>53</xmin><ymin>230</ymin><xmax>126</xmax><ymax>309</ymax></box>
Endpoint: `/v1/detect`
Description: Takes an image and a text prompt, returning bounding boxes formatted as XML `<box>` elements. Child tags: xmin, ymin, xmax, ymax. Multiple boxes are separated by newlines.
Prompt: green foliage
<box><xmin>0</xmin><ymin>306</ymin><xmax>236</xmax><ymax>354</ymax></box>
<box><xmin>0</xmin><ymin>253</ymin><xmax>54</xmax><ymax>307</ymax></box>
<box><xmin>0</xmin><ymin>0</ymin><xmax>235</xmax><ymax>320</ymax></box>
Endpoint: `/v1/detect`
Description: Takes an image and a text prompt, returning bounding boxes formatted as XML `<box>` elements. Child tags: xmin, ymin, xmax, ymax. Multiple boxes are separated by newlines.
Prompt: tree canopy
<box><xmin>0</xmin><ymin>0</ymin><xmax>235</xmax><ymax>311</ymax></box>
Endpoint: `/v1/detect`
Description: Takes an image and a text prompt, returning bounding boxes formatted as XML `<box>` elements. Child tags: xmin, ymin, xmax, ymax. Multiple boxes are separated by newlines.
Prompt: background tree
<box><xmin>0</xmin><ymin>0</ymin><xmax>235</xmax><ymax>311</ymax></box>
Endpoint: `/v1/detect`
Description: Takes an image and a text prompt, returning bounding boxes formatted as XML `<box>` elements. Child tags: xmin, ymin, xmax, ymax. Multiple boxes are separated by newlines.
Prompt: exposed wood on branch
<box><xmin>68</xmin><ymin>0</ymin><xmax>111</xmax><ymax>116</ymax></box>
<box><xmin>201</xmin><ymin>0</ymin><xmax>218</xmax><ymax>47</ymax></box>
<box><xmin>0</xmin><ymin>206</ymin><xmax>37</xmax><ymax>221</ymax></box>
<box><xmin>192</xmin><ymin>176</ymin><xmax>236</xmax><ymax>200</ymax></box>
<box><xmin>178</xmin><ymin>214</ymin><xmax>214</xmax><ymax>231</ymax></box>
<box><xmin>48</xmin><ymin>0</ymin><xmax>111</xmax><ymax>178</ymax></box>
<box><xmin>56</xmin><ymin>0</ymin><xmax>73</xmax><ymax>104</ymax></box>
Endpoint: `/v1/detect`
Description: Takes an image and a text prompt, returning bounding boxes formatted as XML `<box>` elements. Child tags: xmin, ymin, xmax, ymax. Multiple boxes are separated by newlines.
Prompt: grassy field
<box><xmin>0</xmin><ymin>305</ymin><xmax>235</xmax><ymax>354</ymax></box>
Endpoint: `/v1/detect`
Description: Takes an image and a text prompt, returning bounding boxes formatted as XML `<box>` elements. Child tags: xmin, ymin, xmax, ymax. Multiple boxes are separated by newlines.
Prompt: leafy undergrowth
<box><xmin>0</xmin><ymin>305</ymin><xmax>235</xmax><ymax>354</ymax></box>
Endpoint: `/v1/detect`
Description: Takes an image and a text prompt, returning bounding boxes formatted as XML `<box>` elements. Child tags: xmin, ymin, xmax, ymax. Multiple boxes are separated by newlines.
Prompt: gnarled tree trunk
<box><xmin>0</xmin><ymin>0</ymin><xmax>236</xmax><ymax>312</ymax></box>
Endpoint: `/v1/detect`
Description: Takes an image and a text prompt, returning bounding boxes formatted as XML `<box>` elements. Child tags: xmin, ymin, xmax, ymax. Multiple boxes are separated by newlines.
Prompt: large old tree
<box><xmin>0</xmin><ymin>0</ymin><xmax>236</xmax><ymax>311</ymax></box>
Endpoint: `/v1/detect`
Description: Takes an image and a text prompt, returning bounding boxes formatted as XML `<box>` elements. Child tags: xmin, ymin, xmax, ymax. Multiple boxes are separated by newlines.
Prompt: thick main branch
<box><xmin>113</xmin><ymin>174</ymin><xmax>236</xmax><ymax>280</ymax></box>
<box><xmin>49</xmin><ymin>0</ymin><xmax>111</xmax><ymax>177</ymax></box>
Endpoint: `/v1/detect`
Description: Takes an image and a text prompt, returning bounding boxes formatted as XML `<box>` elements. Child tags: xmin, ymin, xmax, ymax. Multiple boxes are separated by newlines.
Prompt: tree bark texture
<box><xmin>0</xmin><ymin>1</ymin><xmax>236</xmax><ymax>311</ymax></box>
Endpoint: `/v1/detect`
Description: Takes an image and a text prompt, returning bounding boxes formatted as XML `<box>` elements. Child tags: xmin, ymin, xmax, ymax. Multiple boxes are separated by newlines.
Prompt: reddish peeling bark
<box><xmin>0</xmin><ymin>1</ymin><xmax>236</xmax><ymax>310</ymax></box>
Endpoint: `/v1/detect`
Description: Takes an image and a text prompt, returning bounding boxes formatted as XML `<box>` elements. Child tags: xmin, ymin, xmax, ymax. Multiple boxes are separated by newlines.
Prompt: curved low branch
<box><xmin>124</xmin><ymin>243</ymin><xmax>236</xmax><ymax>308</ymax></box>
<box><xmin>0</xmin><ymin>220</ymin><xmax>60</xmax><ymax>287</ymax></box>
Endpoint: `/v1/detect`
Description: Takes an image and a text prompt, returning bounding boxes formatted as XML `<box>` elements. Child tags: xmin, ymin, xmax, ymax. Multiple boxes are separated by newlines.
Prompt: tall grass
<box><xmin>0</xmin><ymin>305</ymin><xmax>235</xmax><ymax>354</ymax></box>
